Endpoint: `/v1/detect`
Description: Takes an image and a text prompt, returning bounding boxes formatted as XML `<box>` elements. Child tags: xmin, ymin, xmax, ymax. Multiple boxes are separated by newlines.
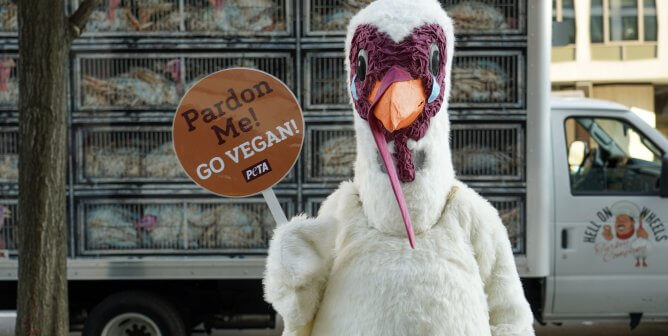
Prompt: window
<box><xmin>590</xmin><ymin>0</ymin><xmax>658</xmax><ymax>44</ymax></box>
<box><xmin>565</xmin><ymin>117</ymin><xmax>663</xmax><ymax>194</ymax></box>
<box><xmin>553</xmin><ymin>0</ymin><xmax>576</xmax><ymax>46</ymax></box>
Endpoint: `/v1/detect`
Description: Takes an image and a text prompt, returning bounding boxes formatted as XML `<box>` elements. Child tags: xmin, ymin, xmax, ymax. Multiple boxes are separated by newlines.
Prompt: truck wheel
<box><xmin>83</xmin><ymin>291</ymin><xmax>186</xmax><ymax>336</ymax></box>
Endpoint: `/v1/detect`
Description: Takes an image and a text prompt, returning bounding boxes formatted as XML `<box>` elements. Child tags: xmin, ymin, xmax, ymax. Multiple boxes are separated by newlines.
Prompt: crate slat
<box><xmin>451</xmin><ymin>123</ymin><xmax>524</xmax><ymax>181</ymax></box>
<box><xmin>78</xmin><ymin>197</ymin><xmax>295</xmax><ymax>254</ymax></box>
<box><xmin>305</xmin><ymin>124</ymin><xmax>356</xmax><ymax>185</ymax></box>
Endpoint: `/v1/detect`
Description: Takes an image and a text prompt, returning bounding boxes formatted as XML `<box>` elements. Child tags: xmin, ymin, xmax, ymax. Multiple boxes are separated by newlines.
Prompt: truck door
<box><xmin>552</xmin><ymin>114</ymin><xmax>668</xmax><ymax>317</ymax></box>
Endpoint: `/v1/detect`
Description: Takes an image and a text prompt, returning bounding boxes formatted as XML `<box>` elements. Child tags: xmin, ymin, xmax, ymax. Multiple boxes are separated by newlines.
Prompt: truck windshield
<box><xmin>565</xmin><ymin>117</ymin><xmax>663</xmax><ymax>194</ymax></box>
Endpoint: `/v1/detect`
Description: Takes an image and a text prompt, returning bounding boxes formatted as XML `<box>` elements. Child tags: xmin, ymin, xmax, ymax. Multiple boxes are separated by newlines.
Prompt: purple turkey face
<box><xmin>349</xmin><ymin>24</ymin><xmax>447</xmax><ymax>183</ymax></box>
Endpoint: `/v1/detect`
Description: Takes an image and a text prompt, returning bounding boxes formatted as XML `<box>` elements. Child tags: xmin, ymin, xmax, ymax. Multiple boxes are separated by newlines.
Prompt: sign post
<box><xmin>172</xmin><ymin>68</ymin><xmax>304</xmax><ymax>226</ymax></box>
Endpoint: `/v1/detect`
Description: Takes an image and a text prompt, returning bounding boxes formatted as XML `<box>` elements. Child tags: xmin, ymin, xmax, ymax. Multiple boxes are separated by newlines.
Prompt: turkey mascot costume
<box><xmin>263</xmin><ymin>0</ymin><xmax>535</xmax><ymax>335</ymax></box>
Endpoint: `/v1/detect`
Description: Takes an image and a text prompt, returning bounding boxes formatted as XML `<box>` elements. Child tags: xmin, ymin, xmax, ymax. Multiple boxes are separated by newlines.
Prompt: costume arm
<box><xmin>263</xmin><ymin>190</ymin><xmax>341</xmax><ymax>335</ymax></box>
<box><xmin>470</xmin><ymin>199</ymin><xmax>535</xmax><ymax>336</ymax></box>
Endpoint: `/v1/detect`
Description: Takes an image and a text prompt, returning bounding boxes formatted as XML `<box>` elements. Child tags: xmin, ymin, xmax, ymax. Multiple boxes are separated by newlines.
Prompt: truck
<box><xmin>0</xmin><ymin>0</ymin><xmax>666</xmax><ymax>335</ymax></box>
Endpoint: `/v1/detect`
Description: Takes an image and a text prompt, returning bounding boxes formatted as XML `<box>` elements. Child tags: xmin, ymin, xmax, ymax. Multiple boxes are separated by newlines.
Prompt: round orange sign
<box><xmin>173</xmin><ymin>68</ymin><xmax>304</xmax><ymax>197</ymax></box>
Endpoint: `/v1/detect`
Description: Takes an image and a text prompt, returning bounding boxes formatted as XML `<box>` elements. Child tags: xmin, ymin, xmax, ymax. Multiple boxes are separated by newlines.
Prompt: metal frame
<box><xmin>70</xmin><ymin>0</ymin><xmax>294</xmax><ymax>38</ymax></box>
<box><xmin>450</xmin><ymin>122</ymin><xmax>525</xmax><ymax>183</ymax></box>
<box><xmin>303</xmin><ymin>123</ymin><xmax>356</xmax><ymax>186</ymax></box>
<box><xmin>76</xmin><ymin>195</ymin><xmax>296</xmax><ymax>256</ymax></box>
<box><xmin>523</xmin><ymin>0</ymin><xmax>551</xmax><ymax>276</ymax></box>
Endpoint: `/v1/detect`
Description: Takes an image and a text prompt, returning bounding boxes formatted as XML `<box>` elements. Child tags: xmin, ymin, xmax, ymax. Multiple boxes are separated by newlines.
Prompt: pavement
<box><xmin>2</xmin><ymin>311</ymin><xmax>668</xmax><ymax>335</ymax></box>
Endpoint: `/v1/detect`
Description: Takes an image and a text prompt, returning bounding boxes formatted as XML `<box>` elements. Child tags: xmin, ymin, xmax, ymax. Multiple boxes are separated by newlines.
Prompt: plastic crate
<box><xmin>183</xmin><ymin>0</ymin><xmax>291</xmax><ymax>36</ymax></box>
<box><xmin>75</xmin><ymin>125</ymin><xmax>297</xmax><ymax>185</ymax></box>
<box><xmin>0</xmin><ymin>54</ymin><xmax>18</xmax><ymax>111</ymax></box>
<box><xmin>450</xmin><ymin>50</ymin><xmax>524</xmax><ymax>109</ymax></box>
<box><xmin>304</xmin><ymin>0</ymin><xmax>525</xmax><ymax>37</ymax></box>
<box><xmin>304</xmin><ymin>0</ymin><xmax>373</xmax><ymax>36</ymax></box>
<box><xmin>304</xmin><ymin>124</ymin><xmax>356</xmax><ymax>185</ymax></box>
<box><xmin>184</xmin><ymin>53</ymin><xmax>294</xmax><ymax>90</ymax></box>
<box><xmin>483</xmin><ymin>193</ymin><xmax>525</xmax><ymax>253</ymax></box>
<box><xmin>441</xmin><ymin>0</ymin><xmax>525</xmax><ymax>36</ymax></box>
<box><xmin>451</xmin><ymin>123</ymin><xmax>524</xmax><ymax>182</ymax></box>
<box><xmin>0</xmin><ymin>0</ymin><xmax>17</xmax><ymax>36</ymax></box>
<box><xmin>0</xmin><ymin>199</ymin><xmax>17</xmax><ymax>252</ymax></box>
<box><xmin>78</xmin><ymin>196</ymin><xmax>294</xmax><ymax>255</ymax></box>
<box><xmin>74</xmin><ymin>52</ymin><xmax>293</xmax><ymax>111</ymax></box>
<box><xmin>75</xmin><ymin>125</ymin><xmax>187</xmax><ymax>183</ymax></box>
<box><xmin>304</xmin><ymin>51</ymin><xmax>350</xmax><ymax>110</ymax></box>
<box><xmin>0</xmin><ymin>126</ymin><xmax>17</xmax><ymax>183</ymax></box>
<box><xmin>75</xmin><ymin>0</ymin><xmax>291</xmax><ymax>37</ymax></box>
<box><xmin>76</xmin><ymin>0</ymin><xmax>181</xmax><ymax>34</ymax></box>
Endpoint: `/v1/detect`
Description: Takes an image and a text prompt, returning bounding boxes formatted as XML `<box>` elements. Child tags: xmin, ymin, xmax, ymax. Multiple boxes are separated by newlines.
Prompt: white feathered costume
<box><xmin>264</xmin><ymin>1</ymin><xmax>535</xmax><ymax>335</ymax></box>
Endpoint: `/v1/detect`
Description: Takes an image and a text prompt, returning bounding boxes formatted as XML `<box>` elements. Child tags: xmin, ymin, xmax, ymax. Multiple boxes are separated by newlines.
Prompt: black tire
<box><xmin>82</xmin><ymin>291</ymin><xmax>187</xmax><ymax>336</ymax></box>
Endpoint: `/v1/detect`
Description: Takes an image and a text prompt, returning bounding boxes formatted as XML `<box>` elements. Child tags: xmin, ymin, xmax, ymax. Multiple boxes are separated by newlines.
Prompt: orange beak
<box><xmin>364</xmin><ymin>65</ymin><xmax>427</xmax><ymax>249</ymax></box>
<box><xmin>369</xmin><ymin>78</ymin><xmax>426</xmax><ymax>132</ymax></box>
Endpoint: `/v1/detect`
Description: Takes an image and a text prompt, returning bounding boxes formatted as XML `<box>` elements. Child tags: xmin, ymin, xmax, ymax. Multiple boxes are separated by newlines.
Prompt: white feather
<box><xmin>264</xmin><ymin>1</ymin><xmax>535</xmax><ymax>335</ymax></box>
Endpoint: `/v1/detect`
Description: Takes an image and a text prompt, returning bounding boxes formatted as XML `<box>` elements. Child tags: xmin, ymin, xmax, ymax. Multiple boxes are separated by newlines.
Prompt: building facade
<box><xmin>551</xmin><ymin>0</ymin><xmax>668</xmax><ymax>136</ymax></box>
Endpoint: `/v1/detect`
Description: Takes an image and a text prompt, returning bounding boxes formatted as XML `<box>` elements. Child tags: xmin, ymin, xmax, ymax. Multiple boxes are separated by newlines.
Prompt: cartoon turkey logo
<box><xmin>602</xmin><ymin>201</ymin><xmax>650</xmax><ymax>267</ymax></box>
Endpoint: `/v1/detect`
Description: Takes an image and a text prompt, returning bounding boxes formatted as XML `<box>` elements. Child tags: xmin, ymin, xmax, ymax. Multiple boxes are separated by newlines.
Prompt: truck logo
<box><xmin>583</xmin><ymin>201</ymin><xmax>667</xmax><ymax>267</ymax></box>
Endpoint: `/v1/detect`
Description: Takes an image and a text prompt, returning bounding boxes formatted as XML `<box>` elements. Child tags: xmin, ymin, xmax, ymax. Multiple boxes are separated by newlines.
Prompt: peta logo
<box><xmin>243</xmin><ymin>159</ymin><xmax>272</xmax><ymax>182</ymax></box>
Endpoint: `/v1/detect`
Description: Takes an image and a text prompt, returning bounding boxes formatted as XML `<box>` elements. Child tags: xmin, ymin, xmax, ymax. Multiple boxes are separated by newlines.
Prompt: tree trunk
<box><xmin>15</xmin><ymin>1</ymin><xmax>96</xmax><ymax>335</ymax></box>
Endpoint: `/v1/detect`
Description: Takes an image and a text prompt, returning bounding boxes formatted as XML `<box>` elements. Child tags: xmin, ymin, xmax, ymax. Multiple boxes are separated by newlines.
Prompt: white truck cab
<box><xmin>538</xmin><ymin>97</ymin><xmax>668</xmax><ymax>323</ymax></box>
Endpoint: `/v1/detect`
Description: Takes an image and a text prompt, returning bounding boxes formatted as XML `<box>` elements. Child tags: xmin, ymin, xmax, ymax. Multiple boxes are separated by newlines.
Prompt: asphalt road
<box><xmin>2</xmin><ymin>312</ymin><xmax>667</xmax><ymax>336</ymax></box>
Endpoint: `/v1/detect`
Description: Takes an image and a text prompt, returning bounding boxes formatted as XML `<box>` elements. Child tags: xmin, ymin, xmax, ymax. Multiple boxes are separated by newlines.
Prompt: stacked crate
<box><xmin>68</xmin><ymin>0</ymin><xmax>297</xmax><ymax>256</ymax></box>
<box><xmin>301</xmin><ymin>0</ymin><xmax>527</xmax><ymax>254</ymax></box>
<box><xmin>0</xmin><ymin>2</ymin><xmax>18</xmax><ymax>254</ymax></box>
<box><xmin>0</xmin><ymin>0</ymin><xmax>527</xmax><ymax>257</ymax></box>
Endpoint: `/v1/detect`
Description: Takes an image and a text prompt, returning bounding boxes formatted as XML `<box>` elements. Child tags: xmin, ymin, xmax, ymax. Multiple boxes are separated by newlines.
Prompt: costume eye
<box><xmin>429</xmin><ymin>43</ymin><xmax>440</xmax><ymax>76</ymax></box>
<box><xmin>356</xmin><ymin>49</ymin><xmax>368</xmax><ymax>82</ymax></box>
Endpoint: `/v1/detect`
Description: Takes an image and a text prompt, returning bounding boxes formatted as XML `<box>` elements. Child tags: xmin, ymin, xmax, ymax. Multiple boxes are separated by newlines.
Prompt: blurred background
<box><xmin>0</xmin><ymin>0</ymin><xmax>667</xmax><ymax>335</ymax></box>
<box><xmin>551</xmin><ymin>0</ymin><xmax>668</xmax><ymax>137</ymax></box>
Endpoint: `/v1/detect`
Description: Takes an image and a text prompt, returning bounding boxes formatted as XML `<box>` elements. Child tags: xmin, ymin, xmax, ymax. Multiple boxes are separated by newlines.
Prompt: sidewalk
<box><xmin>2</xmin><ymin>311</ymin><xmax>667</xmax><ymax>335</ymax></box>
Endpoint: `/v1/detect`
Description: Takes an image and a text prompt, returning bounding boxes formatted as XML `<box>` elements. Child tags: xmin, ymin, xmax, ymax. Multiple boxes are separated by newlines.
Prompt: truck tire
<box><xmin>82</xmin><ymin>291</ymin><xmax>186</xmax><ymax>336</ymax></box>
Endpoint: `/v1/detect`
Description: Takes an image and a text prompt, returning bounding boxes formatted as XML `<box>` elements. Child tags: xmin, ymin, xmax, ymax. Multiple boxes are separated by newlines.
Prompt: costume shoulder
<box><xmin>317</xmin><ymin>180</ymin><xmax>359</xmax><ymax>221</ymax></box>
<box><xmin>447</xmin><ymin>181</ymin><xmax>505</xmax><ymax>240</ymax></box>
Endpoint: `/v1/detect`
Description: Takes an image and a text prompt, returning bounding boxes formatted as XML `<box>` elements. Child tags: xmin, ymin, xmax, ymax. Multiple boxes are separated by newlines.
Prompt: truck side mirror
<box><xmin>661</xmin><ymin>154</ymin><xmax>668</xmax><ymax>198</ymax></box>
